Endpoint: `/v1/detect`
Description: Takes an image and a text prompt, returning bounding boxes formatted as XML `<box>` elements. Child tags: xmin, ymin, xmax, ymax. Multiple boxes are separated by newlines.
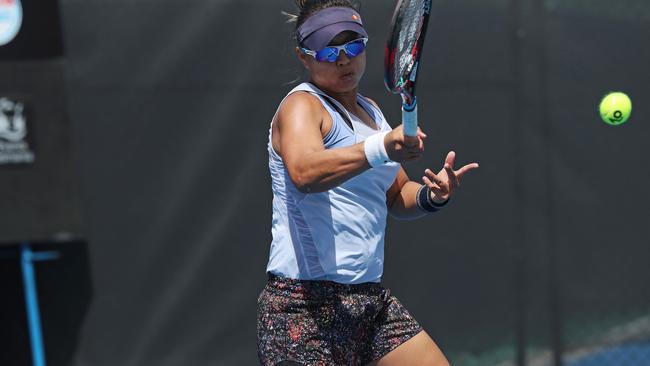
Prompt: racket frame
<box><xmin>384</xmin><ymin>0</ymin><xmax>433</xmax><ymax>136</ymax></box>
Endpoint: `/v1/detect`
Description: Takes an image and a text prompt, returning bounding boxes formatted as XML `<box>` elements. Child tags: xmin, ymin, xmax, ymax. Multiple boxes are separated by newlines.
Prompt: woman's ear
<box><xmin>296</xmin><ymin>46</ymin><xmax>310</xmax><ymax>70</ymax></box>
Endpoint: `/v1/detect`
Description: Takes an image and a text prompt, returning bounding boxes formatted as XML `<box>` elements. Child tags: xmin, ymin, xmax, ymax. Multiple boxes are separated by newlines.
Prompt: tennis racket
<box><xmin>384</xmin><ymin>0</ymin><xmax>433</xmax><ymax>137</ymax></box>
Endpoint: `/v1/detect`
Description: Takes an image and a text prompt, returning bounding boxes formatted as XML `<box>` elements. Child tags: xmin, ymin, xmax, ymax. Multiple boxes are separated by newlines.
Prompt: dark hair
<box><xmin>284</xmin><ymin>0</ymin><xmax>360</xmax><ymax>44</ymax></box>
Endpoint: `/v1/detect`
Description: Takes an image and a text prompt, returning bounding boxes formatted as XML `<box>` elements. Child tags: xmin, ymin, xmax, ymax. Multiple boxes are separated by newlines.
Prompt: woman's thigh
<box><xmin>368</xmin><ymin>330</ymin><xmax>450</xmax><ymax>366</ymax></box>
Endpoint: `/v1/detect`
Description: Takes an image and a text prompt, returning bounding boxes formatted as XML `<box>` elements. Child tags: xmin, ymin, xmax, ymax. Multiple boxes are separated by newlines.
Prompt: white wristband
<box><xmin>364</xmin><ymin>131</ymin><xmax>392</xmax><ymax>168</ymax></box>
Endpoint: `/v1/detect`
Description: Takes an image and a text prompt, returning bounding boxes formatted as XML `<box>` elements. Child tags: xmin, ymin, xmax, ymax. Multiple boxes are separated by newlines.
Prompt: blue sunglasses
<box><xmin>301</xmin><ymin>38</ymin><xmax>368</xmax><ymax>63</ymax></box>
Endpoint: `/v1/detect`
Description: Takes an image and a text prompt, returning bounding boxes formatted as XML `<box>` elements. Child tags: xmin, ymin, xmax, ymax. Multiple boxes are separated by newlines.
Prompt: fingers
<box><xmin>403</xmin><ymin>135</ymin><xmax>419</xmax><ymax>148</ymax></box>
<box><xmin>416</xmin><ymin>127</ymin><xmax>427</xmax><ymax>139</ymax></box>
<box><xmin>455</xmin><ymin>163</ymin><xmax>480</xmax><ymax>179</ymax></box>
<box><xmin>385</xmin><ymin>126</ymin><xmax>430</xmax><ymax>163</ymax></box>
<box><xmin>403</xmin><ymin>130</ymin><xmax>425</xmax><ymax>159</ymax></box>
<box><xmin>445</xmin><ymin>151</ymin><xmax>456</xmax><ymax>167</ymax></box>
<box><xmin>444</xmin><ymin>151</ymin><xmax>479</xmax><ymax>183</ymax></box>
<box><xmin>423</xmin><ymin>175</ymin><xmax>448</xmax><ymax>202</ymax></box>
<box><xmin>406</xmin><ymin>145</ymin><xmax>424</xmax><ymax>161</ymax></box>
<box><xmin>402</xmin><ymin>126</ymin><xmax>426</xmax><ymax>148</ymax></box>
<box><xmin>422</xmin><ymin>175</ymin><xmax>441</xmax><ymax>192</ymax></box>
<box><xmin>442</xmin><ymin>152</ymin><xmax>458</xmax><ymax>187</ymax></box>
<box><xmin>424</xmin><ymin>169</ymin><xmax>449</xmax><ymax>194</ymax></box>
<box><xmin>444</xmin><ymin>163</ymin><xmax>459</xmax><ymax>187</ymax></box>
<box><xmin>420</xmin><ymin>154</ymin><xmax>478</xmax><ymax>200</ymax></box>
<box><xmin>384</xmin><ymin>127</ymin><xmax>426</xmax><ymax>162</ymax></box>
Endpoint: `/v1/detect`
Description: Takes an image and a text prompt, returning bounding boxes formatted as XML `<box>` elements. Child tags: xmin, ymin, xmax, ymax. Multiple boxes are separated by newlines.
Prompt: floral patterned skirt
<box><xmin>257</xmin><ymin>273</ymin><xmax>422</xmax><ymax>366</ymax></box>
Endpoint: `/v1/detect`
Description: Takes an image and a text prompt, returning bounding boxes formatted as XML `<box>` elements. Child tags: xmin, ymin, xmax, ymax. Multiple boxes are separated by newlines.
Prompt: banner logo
<box><xmin>0</xmin><ymin>0</ymin><xmax>22</xmax><ymax>47</ymax></box>
<box><xmin>0</xmin><ymin>97</ymin><xmax>26</xmax><ymax>141</ymax></box>
<box><xmin>0</xmin><ymin>97</ymin><xmax>34</xmax><ymax>165</ymax></box>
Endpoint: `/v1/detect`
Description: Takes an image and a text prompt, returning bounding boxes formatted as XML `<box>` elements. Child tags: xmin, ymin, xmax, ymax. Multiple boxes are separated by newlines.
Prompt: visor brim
<box><xmin>302</xmin><ymin>22</ymin><xmax>368</xmax><ymax>51</ymax></box>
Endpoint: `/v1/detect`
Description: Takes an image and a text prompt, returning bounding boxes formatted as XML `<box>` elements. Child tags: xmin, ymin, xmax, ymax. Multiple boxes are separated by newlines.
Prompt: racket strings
<box><xmin>392</xmin><ymin>0</ymin><xmax>426</xmax><ymax>87</ymax></box>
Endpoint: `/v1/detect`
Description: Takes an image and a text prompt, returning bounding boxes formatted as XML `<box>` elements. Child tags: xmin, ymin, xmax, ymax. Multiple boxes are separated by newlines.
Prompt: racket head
<box><xmin>384</xmin><ymin>0</ymin><xmax>432</xmax><ymax>104</ymax></box>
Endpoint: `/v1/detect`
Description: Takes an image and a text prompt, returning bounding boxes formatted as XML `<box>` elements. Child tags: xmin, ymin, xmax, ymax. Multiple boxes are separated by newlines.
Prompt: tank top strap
<box><xmin>293</xmin><ymin>83</ymin><xmax>355</xmax><ymax>130</ymax></box>
<box><xmin>282</xmin><ymin>83</ymin><xmax>356</xmax><ymax>148</ymax></box>
<box><xmin>356</xmin><ymin>94</ymin><xmax>393</xmax><ymax>132</ymax></box>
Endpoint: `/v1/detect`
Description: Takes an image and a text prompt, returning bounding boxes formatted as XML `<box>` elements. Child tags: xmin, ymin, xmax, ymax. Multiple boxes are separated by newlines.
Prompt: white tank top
<box><xmin>265</xmin><ymin>83</ymin><xmax>400</xmax><ymax>284</ymax></box>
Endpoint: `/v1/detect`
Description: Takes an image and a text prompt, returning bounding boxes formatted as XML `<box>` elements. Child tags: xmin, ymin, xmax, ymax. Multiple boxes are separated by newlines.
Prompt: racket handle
<box><xmin>402</xmin><ymin>100</ymin><xmax>418</xmax><ymax>137</ymax></box>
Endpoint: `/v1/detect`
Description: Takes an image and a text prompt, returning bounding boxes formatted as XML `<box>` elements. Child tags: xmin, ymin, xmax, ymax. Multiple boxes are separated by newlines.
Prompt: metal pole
<box><xmin>510</xmin><ymin>0</ymin><xmax>527</xmax><ymax>363</ymax></box>
<box><xmin>530</xmin><ymin>0</ymin><xmax>563</xmax><ymax>363</ymax></box>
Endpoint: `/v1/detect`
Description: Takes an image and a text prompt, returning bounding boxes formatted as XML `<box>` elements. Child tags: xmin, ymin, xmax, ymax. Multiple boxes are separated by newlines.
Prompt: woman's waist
<box><xmin>264</xmin><ymin>272</ymin><xmax>384</xmax><ymax>300</ymax></box>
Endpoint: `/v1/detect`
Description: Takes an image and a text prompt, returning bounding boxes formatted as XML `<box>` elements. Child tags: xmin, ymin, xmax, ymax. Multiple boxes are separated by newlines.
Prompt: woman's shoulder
<box><xmin>275</xmin><ymin>89</ymin><xmax>330</xmax><ymax>132</ymax></box>
<box><xmin>279</xmin><ymin>90</ymin><xmax>324</xmax><ymax>116</ymax></box>
<box><xmin>272</xmin><ymin>87</ymin><xmax>335</xmax><ymax>147</ymax></box>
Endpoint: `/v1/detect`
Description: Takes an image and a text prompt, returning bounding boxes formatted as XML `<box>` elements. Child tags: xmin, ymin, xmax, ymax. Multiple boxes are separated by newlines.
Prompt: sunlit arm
<box><xmin>288</xmin><ymin>142</ymin><xmax>370</xmax><ymax>193</ymax></box>
<box><xmin>386</xmin><ymin>167</ymin><xmax>428</xmax><ymax>220</ymax></box>
<box><xmin>276</xmin><ymin>92</ymin><xmax>370</xmax><ymax>193</ymax></box>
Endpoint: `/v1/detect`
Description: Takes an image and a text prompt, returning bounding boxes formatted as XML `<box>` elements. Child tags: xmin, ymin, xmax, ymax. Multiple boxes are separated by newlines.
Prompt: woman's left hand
<box><xmin>422</xmin><ymin>151</ymin><xmax>479</xmax><ymax>204</ymax></box>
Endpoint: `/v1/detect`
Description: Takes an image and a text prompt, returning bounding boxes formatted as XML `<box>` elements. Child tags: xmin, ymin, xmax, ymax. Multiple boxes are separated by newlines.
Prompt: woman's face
<box><xmin>297</xmin><ymin>31</ymin><xmax>367</xmax><ymax>94</ymax></box>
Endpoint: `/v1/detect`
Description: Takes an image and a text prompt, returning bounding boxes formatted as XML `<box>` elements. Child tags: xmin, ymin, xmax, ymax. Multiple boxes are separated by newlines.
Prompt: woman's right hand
<box><xmin>384</xmin><ymin>124</ymin><xmax>427</xmax><ymax>162</ymax></box>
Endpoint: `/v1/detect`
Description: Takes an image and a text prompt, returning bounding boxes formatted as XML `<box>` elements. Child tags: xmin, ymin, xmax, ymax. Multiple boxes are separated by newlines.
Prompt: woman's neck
<box><xmin>309</xmin><ymin>81</ymin><xmax>359</xmax><ymax>112</ymax></box>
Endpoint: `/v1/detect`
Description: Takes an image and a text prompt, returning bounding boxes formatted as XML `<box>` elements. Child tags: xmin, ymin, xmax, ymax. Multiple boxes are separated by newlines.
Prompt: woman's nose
<box><xmin>336</xmin><ymin>50</ymin><xmax>351</xmax><ymax>65</ymax></box>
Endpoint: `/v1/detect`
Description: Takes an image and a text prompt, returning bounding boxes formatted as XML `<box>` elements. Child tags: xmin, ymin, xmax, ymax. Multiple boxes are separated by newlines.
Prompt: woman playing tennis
<box><xmin>257</xmin><ymin>1</ymin><xmax>479</xmax><ymax>365</ymax></box>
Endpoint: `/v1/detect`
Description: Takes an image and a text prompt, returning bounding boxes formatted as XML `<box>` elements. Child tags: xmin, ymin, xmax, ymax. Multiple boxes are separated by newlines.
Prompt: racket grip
<box><xmin>402</xmin><ymin>100</ymin><xmax>418</xmax><ymax>137</ymax></box>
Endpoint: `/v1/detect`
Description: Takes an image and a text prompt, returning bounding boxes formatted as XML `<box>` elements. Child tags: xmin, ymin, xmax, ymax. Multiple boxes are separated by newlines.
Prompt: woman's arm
<box><xmin>276</xmin><ymin>92</ymin><xmax>370</xmax><ymax>193</ymax></box>
<box><xmin>387</xmin><ymin>152</ymin><xmax>480</xmax><ymax>219</ymax></box>
<box><xmin>387</xmin><ymin>168</ymin><xmax>428</xmax><ymax>220</ymax></box>
<box><xmin>276</xmin><ymin>92</ymin><xmax>425</xmax><ymax>193</ymax></box>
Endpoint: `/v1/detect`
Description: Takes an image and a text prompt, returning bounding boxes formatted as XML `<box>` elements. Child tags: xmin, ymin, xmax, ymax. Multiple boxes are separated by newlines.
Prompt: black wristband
<box><xmin>416</xmin><ymin>185</ymin><xmax>449</xmax><ymax>213</ymax></box>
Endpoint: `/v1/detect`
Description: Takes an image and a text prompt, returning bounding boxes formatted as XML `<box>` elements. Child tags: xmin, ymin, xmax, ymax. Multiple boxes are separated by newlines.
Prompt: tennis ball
<box><xmin>599</xmin><ymin>92</ymin><xmax>632</xmax><ymax>126</ymax></box>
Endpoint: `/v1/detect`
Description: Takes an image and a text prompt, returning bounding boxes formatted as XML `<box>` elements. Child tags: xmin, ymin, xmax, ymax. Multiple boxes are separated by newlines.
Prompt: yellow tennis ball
<box><xmin>599</xmin><ymin>92</ymin><xmax>632</xmax><ymax>126</ymax></box>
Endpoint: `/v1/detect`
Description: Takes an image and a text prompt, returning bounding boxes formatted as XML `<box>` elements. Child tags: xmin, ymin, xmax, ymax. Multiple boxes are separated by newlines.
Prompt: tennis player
<box><xmin>257</xmin><ymin>1</ymin><xmax>479</xmax><ymax>365</ymax></box>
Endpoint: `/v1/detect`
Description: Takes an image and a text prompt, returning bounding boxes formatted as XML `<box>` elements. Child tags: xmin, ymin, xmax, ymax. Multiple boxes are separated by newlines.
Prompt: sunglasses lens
<box><xmin>344</xmin><ymin>40</ymin><xmax>366</xmax><ymax>57</ymax></box>
<box><xmin>315</xmin><ymin>47</ymin><xmax>339</xmax><ymax>62</ymax></box>
<box><xmin>310</xmin><ymin>39</ymin><xmax>367</xmax><ymax>62</ymax></box>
